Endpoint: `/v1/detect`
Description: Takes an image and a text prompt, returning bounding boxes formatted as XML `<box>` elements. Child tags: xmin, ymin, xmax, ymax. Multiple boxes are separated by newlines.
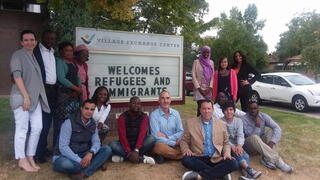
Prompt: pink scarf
<box><xmin>199</xmin><ymin>46</ymin><xmax>213</xmax><ymax>83</ymax></box>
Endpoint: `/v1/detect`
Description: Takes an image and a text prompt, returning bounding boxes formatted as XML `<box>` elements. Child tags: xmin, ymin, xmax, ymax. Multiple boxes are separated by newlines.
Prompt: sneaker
<box><xmin>246</xmin><ymin>166</ymin><xmax>262</xmax><ymax>179</ymax></box>
<box><xmin>260</xmin><ymin>157</ymin><xmax>276</xmax><ymax>170</ymax></box>
<box><xmin>143</xmin><ymin>155</ymin><xmax>156</xmax><ymax>165</ymax></box>
<box><xmin>276</xmin><ymin>159</ymin><xmax>293</xmax><ymax>173</ymax></box>
<box><xmin>223</xmin><ymin>173</ymin><xmax>232</xmax><ymax>180</ymax></box>
<box><xmin>182</xmin><ymin>171</ymin><xmax>199</xmax><ymax>180</ymax></box>
<box><xmin>239</xmin><ymin>175</ymin><xmax>254</xmax><ymax>180</ymax></box>
<box><xmin>111</xmin><ymin>155</ymin><xmax>124</xmax><ymax>163</ymax></box>
<box><xmin>154</xmin><ymin>154</ymin><xmax>165</xmax><ymax>164</ymax></box>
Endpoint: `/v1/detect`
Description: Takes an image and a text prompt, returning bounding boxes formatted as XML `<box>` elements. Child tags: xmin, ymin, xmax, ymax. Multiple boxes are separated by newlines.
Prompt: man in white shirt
<box><xmin>34</xmin><ymin>30</ymin><xmax>57</xmax><ymax>163</ymax></box>
<box><xmin>213</xmin><ymin>92</ymin><xmax>246</xmax><ymax>119</ymax></box>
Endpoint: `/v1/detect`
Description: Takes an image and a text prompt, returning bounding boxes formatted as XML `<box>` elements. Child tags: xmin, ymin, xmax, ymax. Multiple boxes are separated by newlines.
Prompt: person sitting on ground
<box><xmin>53</xmin><ymin>99</ymin><xmax>112</xmax><ymax>180</ymax></box>
<box><xmin>109</xmin><ymin>96</ymin><xmax>156</xmax><ymax>165</ymax></box>
<box><xmin>91</xmin><ymin>86</ymin><xmax>111</xmax><ymax>143</ymax></box>
<box><xmin>221</xmin><ymin>101</ymin><xmax>262</xmax><ymax>180</ymax></box>
<box><xmin>180</xmin><ymin>99</ymin><xmax>238</xmax><ymax>180</ymax></box>
<box><xmin>150</xmin><ymin>90</ymin><xmax>184</xmax><ymax>163</ymax></box>
<box><xmin>241</xmin><ymin>101</ymin><xmax>293</xmax><ymax>173</ymax></box>
<box><xmin>213</xmin><ymin>92</ymin><xmax>246</xmax><ymax>119</ymax></box>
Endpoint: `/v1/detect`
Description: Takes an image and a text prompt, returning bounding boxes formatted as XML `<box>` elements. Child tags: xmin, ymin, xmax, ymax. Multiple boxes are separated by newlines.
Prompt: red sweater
<box><xmin>118</xmin><ymin>111</ymin><xmax>149</xmax><ymax>153</ymax></box>
<box><xmin>212</xmin><ymin>69</ymin><xmax>238</xmax><ymax>101</ymax></box>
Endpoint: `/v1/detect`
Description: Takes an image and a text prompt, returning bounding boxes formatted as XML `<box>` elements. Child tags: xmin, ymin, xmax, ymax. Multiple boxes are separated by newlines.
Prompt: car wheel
<box><xmin>292</xmin><ymin>96</ymin><xmax>308</xmax><ymax>112</ymax></box>
<box><xmin>250</xmin><ymin>91</ymin><xmax>261</xmax><ymax>104</ymax></box>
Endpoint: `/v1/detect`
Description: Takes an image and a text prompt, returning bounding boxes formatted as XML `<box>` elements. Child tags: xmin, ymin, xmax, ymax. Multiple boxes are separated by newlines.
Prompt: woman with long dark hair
<box><xmin>54</xmin><ymin>41</ymin><xmax>82</xmax><ymax>146</ymax></box>
<box><xmin>212</xmin><ymin>56</ymin><xmax>238</xmax><ymax>102</ymax></box>
<box><xmin>91</xmin><ymin>86</ymin><xmax>111</xmax><ymax>143</ymax></box>
<box><xmin>231</xmin><ymin>51</ymin><xmax>260</xmax><ymax>112</ymax></box>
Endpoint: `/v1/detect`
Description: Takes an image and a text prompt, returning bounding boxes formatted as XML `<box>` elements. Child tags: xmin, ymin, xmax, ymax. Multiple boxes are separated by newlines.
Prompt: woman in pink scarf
<box><xmin>192</xmin><ymin>46</ymin><xmax>214</xmax><ymax>116</ymax></box>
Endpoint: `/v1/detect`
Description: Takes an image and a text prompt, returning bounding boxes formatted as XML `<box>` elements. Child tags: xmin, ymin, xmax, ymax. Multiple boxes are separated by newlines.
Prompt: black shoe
<box><xmin>35</xmin><ymin>156</ymin><xmax>47</xmax><ymax>164</ymax></box>
<box><xmin>44</xmin><ymin>149</ymin><xmax>53</xmax><ymax>157</ymax></box>
<box><xmin>154</xmin><ymin>154</ymin><xmax>165</xmax><ymax>164</ymax></box>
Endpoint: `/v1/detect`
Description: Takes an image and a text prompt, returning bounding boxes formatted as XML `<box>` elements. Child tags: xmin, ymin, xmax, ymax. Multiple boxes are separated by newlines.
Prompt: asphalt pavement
<box><xmin>260</xmin><ymin>101</ymin><xmax>320</xmax><ymax>119</ymax></box>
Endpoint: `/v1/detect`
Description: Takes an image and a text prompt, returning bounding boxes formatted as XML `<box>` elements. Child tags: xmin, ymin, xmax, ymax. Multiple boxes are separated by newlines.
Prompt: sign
<box><xmin>75</xmin><ymin>27</ymin><xmax>183</xmax><ymax>103</ymax></box>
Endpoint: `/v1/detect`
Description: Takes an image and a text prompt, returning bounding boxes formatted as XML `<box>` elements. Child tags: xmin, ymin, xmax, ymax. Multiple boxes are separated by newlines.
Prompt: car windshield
<box><xmin>284</xmin><ymin>74</ymin><xmax>316</xmax><ymax>85</ymax></box>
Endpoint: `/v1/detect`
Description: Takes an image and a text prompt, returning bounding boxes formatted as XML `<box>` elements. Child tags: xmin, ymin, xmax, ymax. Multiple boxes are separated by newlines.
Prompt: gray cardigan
<box><xmin>10</xmin><ymin>48</ymin><xmax>50</xmax><ymax>113</ymax></box>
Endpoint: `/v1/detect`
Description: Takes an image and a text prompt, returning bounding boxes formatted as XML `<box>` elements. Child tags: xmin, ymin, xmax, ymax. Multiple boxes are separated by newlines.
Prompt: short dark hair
<box><xmin>248</xmin><ymin>100</ymin><xmax>258</xmax><ymax>107</ymax></box>
<box><xmin>129</xmin><ymin>96</ymin><xmax>140</xmax><ymax>103</ymax></box>
<box><xmin>91</xmin><ymin>86</ymin><xmax>110</xmax><ymax>106</ymax></box>
<box><xmin>221</xmin><ymin>101</ymin><xmax>236</xmax><ymax>112</ymax></box>
<box><xmin>41</xmin><ymin>29</ymin><xmax>55</xmax><ymax>39</ymax></box>
<box><xmin>20</xmin><ymin>30</ymin><xmax>36</xmax><ymax>41</ymax></box>
<box><xmin>198</xmin><ymin>99</ymin><xmax>214</xmax><ymax>108</ymax></box>
<box><xmin>81</xmin><ymin>99</ymin><xmax>96</xmax><ymax>107</ymax></box>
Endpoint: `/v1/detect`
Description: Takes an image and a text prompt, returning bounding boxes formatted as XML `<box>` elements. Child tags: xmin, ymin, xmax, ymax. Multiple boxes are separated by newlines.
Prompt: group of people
<box><xmin>9</xmin><ymin>30</ymin><xmax>293</xmax><ymax>180</ymax></box>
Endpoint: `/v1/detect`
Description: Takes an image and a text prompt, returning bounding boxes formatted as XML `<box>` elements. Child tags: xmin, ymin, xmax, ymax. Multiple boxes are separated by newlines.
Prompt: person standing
<box><xmin>54</xmin><ymin>41</ymin><xmax>82</xmax><ymax>147</ymax></box>
<box><xmin>231</xmin><ymin>51</ymin><xmax>260</xmax><ymax>112</ymax></box>
<box><xmin>212</xmin><ymin>56</ymin><xmax>238</xmax><ymax>102</ymax></box>
<box><xmin>73</xmin><ymin>44</ymin><xmax>90</xmax><ymax>101</ymax></box>
<box><xmin>10</xmin><ymin>30</ymin><xmax>50</xmax><ymax>172</ymax></box>
<box><xmin>34</xmin><ymin>30</ymin><xmax>57</xmax><ymax>163</ymax></box>
<box><xmin>192</xmin><ymin>45</ymin><xmax>214</xmax><ymax>116</ymax></box>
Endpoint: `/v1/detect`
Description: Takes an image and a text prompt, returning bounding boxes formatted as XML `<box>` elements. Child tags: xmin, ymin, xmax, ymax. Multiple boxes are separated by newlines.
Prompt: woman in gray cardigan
<box><xmin>10</xmin><ymin>30</ymin><xmax>50</xmax><ymax>172</ymax></box>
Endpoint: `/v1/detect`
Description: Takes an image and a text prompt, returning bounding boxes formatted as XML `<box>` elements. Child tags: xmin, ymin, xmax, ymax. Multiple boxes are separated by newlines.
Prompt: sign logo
<box><xmin>81</xmin><ymin>34</ymin><xmax>95</xmax><ymax>44</ymax></box>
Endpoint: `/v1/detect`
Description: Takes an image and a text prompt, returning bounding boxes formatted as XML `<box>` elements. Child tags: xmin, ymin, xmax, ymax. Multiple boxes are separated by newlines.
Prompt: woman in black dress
<box><xmin>231</xmin><ymin>51</ymin><xmax>260</xmax><ymax>112</ymax></box>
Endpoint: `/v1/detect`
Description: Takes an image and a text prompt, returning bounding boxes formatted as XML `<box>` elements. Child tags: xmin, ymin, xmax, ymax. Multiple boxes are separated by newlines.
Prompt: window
<box><xmin>259</xmin><ymin>75</ymin><xmax>273</xmax><ymax>84</ymax></box>
<box><xmin>274</xmin><ymin>76</ymin><xmax>290</xmax><ymax>87</ymax></box>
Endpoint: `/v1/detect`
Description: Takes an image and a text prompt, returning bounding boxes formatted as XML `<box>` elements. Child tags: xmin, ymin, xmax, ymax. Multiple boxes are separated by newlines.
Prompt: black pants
<box><xmin>237</xmin><ymin>85</ymin><xmax>252</xmax><ymax>112</ymax></box>
<box><xmin>36</xmin><ymin>84</ymin><xmax>57</xmax><ymax>158</ymax></box>
<box><xmin>182</xmin><ymin>156</ymin><xmax>238</xmax><ymax>180</ymax></box>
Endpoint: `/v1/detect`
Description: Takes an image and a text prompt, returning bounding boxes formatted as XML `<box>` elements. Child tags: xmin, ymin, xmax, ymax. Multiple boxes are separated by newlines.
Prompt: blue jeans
<box><xmin>181</xmin><ymin>156</ymin><xmax>238</xmax><ymax>180</ymax></box>
<box><xmin>53</xmin><ymin>145</ymin><xmax>112</xmax><ymax>177</ymax></box>
<box><xmin>109</xmin><ymin>135</ymin><xmax>155</xmax><ymax>158</ymax></box>
<box><xmin>232</xmin><ymin>151</ymin><xmax>250</xmax><ymax>168</ymax></box>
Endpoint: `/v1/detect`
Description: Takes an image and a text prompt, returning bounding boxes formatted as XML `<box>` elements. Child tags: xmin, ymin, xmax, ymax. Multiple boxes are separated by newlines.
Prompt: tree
<box><xmin>302</xmin><ymin>30</ymin><xmax>320</xmax><ymax>79</ymax></box>
<box><xmin>210</xmin><ymin>5</ymin><xmax>268</xmax><ymax>70</ymax></box>
<box><xmin>276</xmin><ymin>11</ymin><xmax>320</xmax><ymax>60</ymax></box>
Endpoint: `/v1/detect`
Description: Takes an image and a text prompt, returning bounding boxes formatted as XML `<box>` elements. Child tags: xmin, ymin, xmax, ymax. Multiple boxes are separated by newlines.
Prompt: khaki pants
<box><xmin>152</xmin><ymin>143</ymin><xmax>183</xmax><ymax>160</ymax></box>
<box><xmin>243</xmin><ymin>129</ymin><xmax>280</xmax><ymax>165</ymax></box>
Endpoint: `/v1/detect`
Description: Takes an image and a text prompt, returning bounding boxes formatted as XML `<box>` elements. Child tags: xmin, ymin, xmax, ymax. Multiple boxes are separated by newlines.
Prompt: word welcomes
<box><xmin>76</xmin><ymin>27</ymin><xmax>183</xmax><ymax>103</ymax></box>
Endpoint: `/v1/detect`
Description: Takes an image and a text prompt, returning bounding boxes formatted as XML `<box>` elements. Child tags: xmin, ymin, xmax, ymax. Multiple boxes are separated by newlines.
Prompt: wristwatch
<box><xmin>134</xmin><ymin>148</ymin><xmax>139</xmax><ymax>152</ymax></box>
<box><xmin>89</xmin><ymin>150</ymin><xmax>95</xmax><ymax>155</ymax></box>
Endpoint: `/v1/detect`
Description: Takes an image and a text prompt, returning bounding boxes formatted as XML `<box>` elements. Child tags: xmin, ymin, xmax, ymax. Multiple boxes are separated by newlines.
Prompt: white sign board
<box><xmin>75</xmin><ymin>27</ymin><xmax>183</xmax><ymax>103</ymax></box>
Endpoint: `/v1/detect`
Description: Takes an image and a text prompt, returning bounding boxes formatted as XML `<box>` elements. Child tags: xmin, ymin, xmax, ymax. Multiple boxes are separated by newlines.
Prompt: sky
<box><xmin>204</xmin><ymin>0</ymin><xmax>320</xmax><ymax>53</ymax></box>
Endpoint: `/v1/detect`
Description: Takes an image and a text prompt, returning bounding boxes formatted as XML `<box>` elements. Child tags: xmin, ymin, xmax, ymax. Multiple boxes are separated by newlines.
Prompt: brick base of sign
<box><xmin>105</xmin><ymin>105</ymin><xmax>158</xmax><ymax>137</ymax></box>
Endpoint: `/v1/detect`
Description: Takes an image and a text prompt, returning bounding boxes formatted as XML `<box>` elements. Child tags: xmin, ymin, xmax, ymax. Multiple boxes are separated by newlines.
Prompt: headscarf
<box><xmin>74</xmin><ymin>44</ymin><xmax>89</xmax><ymax>52</ymax></box>
<box><xmin>199</xmin><ymin>45</ymin><xmax>213</xmax><ymax>82</ymax></box>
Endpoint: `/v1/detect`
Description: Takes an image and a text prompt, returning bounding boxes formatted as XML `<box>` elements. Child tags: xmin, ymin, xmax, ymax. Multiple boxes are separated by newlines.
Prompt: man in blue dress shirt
<box><xmin>150</xmin><ymin>90</ymin><xmax>184</xmax><ymax>162</ymax></box>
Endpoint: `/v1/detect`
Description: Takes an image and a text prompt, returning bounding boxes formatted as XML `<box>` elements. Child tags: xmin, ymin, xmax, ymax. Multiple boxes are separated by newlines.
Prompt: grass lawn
<box><xmin>0</xmin><ymin>97</ymin><xmax>320</xmax><ymax>180</ymax></box>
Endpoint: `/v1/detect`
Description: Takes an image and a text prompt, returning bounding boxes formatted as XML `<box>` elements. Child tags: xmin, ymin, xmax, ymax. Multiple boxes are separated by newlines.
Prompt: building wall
<box><xmin>0</xmin><ymin>10</ymin><xmax>45</xmax><ymax>95</ymax></box>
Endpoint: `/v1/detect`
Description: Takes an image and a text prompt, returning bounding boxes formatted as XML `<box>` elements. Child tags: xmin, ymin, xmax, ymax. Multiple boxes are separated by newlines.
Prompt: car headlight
<box><xmin>307</xmin><ymin>89</ymin><xmax>320</xmax><ymax>96</ymax></box>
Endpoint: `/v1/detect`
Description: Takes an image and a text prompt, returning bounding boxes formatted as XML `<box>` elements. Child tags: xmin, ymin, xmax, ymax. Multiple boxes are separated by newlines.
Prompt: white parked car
<box><xmin>251</xmin><ymin>72</ymin><xmax>320</xmax><ymax>112</ymax></box>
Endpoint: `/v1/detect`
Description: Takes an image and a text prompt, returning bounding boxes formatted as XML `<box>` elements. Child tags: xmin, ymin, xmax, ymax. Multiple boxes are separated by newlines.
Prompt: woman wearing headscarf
<box><xmin>73</xmin><ymin>44</ymin><xmax>90</xmax><ymax>101</ymax></box>
<box><xmin>192</xmin><ymin>45</ymin><xmax>214</xmax><ymax>116</ymax></box>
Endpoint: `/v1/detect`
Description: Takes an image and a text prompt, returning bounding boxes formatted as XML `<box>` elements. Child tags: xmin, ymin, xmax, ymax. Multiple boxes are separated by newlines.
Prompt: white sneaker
<box><xmin>223</xmin><ymin>174</ymin><xmax>232</xmax><ymax>180</ymax></box>
<box><xmin>111</xmin><ymin>155</ymin><xmax>124</xmax><ymax>163</ymax></box>
<box><xmin>143</xmin><ymin>155</ymin><xmax>156</xmax><ymax>165</ymax></box>
<box><xmin>276</xmin><ymin>158</ymin><xmax>293</xmax><ymax>173</ymax></box>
